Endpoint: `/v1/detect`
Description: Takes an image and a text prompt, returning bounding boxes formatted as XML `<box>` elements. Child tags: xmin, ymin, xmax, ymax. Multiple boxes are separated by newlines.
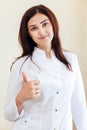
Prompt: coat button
<box><xmin>55</xmin><ymin>109</ymin><xmax>58</xmax><ymax>112</ymax></box>
<box><xmin>25</xmin><ymin>120</ymin><xmax>27</xmax><ymax>123</ymax></box>
<box><xmin>56</xmin><ymin>91</ymin><xmax>59</xmax><ymax>94</ymax></box>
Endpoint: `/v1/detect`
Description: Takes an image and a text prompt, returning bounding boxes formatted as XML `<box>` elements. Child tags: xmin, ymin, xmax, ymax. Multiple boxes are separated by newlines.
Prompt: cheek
<box><xmin>30</xmin><ymin>33</ymin><xmax>38</xmax><ymax>43</ymax></box>
<box><xmin>48</xmin><ymin>27</ymin><xmax>53</xmax><ymax>34</ymax></box>
<box><xmin>51</xmin><ymin>27</ymin><xmax>54</xmax><ymax>33</ymax></box>
<box><xmin>29</xmin><ymin>32</ymin><xmax>36</xmax><ymax>40</ymax></box>
<box><xmin>49</xmin><ymin>29</ymin><xmax>54</xmax><ymax>37</ymax></box>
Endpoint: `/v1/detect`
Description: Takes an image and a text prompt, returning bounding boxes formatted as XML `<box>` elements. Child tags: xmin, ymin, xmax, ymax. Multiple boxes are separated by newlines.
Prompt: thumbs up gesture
<box><xmin>21</xmin><ymin>72</ymin><xmax>40</xmax><ymax>100</ymax></box>
<box><xmin>16</xmin><ymin>72</ymin><xmax>40</xmax><ymax>113</ymax></box>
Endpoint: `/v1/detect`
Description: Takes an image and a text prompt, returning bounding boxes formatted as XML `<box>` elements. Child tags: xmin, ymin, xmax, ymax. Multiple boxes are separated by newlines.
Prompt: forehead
<box><xmin>28</xmin><ymin>13</ymin><xmax>49</xmax><ymax>26</ymax></box>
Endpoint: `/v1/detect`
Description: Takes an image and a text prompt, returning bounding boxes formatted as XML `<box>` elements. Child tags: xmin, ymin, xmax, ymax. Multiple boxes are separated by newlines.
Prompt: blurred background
<box><xmin>0</xmin><ymin>0</ymin><xmax>87</xmax><ymax>130</ymax></box>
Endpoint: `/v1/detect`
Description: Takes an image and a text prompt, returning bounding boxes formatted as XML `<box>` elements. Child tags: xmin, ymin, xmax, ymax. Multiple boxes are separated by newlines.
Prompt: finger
<box><xmin>33</xmin><ymin>90</ymin><xmax>40</xmax><ymax>97</ymax></box>
<box><xmin>32</xmin><ymin>93</ymin><xmax>40</xmax><ymax>99</ymax></box>
<box><xmin>31</xmin><ymin>84</ymin><xmax>40</xmax><ymax>91</ymax></box>
<box><xmin>35</xmin><ymin>85</ymin><xmax>40</xmax><ymax>90</ymax></box>
<box><xmin>33</xmin><ymin>80</ymin><xmax>40</xmax><ymax>85</ymax></box>
<box><xmin>35</xmin><ymin>91</ymin><xmax>40</xmax><ymax>97</ymax></box>
<box><xmin>36</xmin><ymin>89</ymin><xmax>41</xmax><ymax>94</ymax></box>
<box><xmin>22</xmin><ymin>72</ymin><xmax>28</xmax><ymax>82</ymax></box>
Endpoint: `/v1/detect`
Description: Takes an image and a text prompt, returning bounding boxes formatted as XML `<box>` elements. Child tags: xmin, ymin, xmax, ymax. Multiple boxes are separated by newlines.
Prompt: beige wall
<box><xmin>0</xmin><ymin>0</ymin><xmax>87</xmax><ymax>130</ymax></box>
<box><xmin>82</xmin><ymin>1</ymin><xmax>87</xmax><ymax>96</ymax></box>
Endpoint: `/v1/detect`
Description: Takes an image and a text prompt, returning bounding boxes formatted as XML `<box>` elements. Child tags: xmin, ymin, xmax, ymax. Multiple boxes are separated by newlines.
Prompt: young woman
<box><xmin>4</xmin><ymin>4</ymin><xmax>87</xmax><ymax>130</ymax></box>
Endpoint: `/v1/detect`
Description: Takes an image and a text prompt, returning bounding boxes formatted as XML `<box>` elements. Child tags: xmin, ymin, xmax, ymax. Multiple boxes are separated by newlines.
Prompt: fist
<box><xmin>19</xmin><ymin>72</ymin><xmax>41</xmax><ymax>101</ymax></box>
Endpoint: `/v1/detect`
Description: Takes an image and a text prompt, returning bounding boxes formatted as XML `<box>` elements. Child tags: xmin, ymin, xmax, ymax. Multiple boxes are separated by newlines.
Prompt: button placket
<box><xmin>53</xmin><ymin>91</ymin><xmax>59</xmax><ymax>112</ymax></box>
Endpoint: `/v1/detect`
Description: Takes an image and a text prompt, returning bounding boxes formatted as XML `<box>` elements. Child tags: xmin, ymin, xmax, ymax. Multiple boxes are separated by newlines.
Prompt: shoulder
<box><xmin>63</xmin><ymin>50</ymin><xmax>78</xmax><ymax>62</ymax></box>
<box><xmin>63</xmin><ymin>50</ymin><xmax>80</xmax><ymax>71</ymax></box>
<box><xmin>11</xmin><ymin>56</ymin><xmax>30</xmax><ymax>72</ymax></box>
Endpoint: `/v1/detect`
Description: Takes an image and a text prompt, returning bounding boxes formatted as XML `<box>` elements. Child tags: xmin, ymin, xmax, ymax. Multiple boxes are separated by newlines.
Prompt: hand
<box><xmin>16</xmin><ymin>72</ymin><xmax>40</xmax><ymax>113</ymax></box>
<box><xmin>21</xmin><ymin>72</ymin><xmax>41</xmax><ymax>100</ymax></box>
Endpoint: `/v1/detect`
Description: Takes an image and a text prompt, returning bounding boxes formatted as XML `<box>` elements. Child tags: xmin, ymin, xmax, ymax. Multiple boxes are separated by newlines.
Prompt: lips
<box><xmin>39</xmin><ymin>35</ymin><xmax>49</xmax><ymax>39</ymax></box>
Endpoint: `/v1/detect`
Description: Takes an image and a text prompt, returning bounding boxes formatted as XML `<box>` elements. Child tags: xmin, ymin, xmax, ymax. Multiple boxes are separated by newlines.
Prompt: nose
<box><xmin>38</xmin><ymin>27</ymin><xmax>45</xmax><ymax>36</ymax></box>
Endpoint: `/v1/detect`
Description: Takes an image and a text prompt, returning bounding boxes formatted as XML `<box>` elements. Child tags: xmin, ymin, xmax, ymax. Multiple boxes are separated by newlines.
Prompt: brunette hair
<box><xmin>11</xmin><ymin>4</ymin><xmax>72</xmax><ymax>70</ymax></box>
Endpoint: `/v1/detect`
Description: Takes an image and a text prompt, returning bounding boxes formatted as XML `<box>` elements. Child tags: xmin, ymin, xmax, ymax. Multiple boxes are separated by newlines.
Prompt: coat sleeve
<box><xmin>4</xmin><ymin>63</ymin><xmax>24</xmax><ymax>122</ymax></box>
<box><xmin>71</xmin><ymin>55</ymin><xmax>87</xmax><ymax>130</ymax></box>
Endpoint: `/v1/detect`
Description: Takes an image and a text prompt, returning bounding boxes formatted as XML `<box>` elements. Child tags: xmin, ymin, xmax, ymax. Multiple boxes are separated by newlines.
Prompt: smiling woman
<box><xmin>4</xmin><ymin>4</ymin><xmax>87</xmax><ymax>130</ymax></box>
<box><xmin>27</xmin><ymin>13</ymin><xmax>54</xmax><ymax>54</ymax></box>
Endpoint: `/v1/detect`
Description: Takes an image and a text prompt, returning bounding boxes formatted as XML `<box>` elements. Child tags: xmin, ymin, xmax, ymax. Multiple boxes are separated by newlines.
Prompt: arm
<box><xmin>4</xmin><ymin>63</ymin><xmax>40</xmax><ymax>121</ymax></box>
<box><xmin>4</xmin><ymin>64</ymin><xmax>24</xmax><ymax>121</ymax></box>
<box><xmin>71</xmin><ymin>56</ymin><xmax>87</xmax><ymax>130</ymax></box>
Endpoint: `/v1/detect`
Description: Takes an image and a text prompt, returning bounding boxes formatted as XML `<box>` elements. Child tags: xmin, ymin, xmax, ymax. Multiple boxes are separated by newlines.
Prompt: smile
<box><xmin>39</xmin><ymin>35</ymin><xmax>49</xmax><ymax>39</ymax></box>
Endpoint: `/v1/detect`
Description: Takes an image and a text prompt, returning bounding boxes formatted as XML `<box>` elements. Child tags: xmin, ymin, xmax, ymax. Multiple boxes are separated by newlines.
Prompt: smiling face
<box><xmin>27</xmin><ymin>13</ymin><xmax>54</xmax><ymax>51</ymax></box>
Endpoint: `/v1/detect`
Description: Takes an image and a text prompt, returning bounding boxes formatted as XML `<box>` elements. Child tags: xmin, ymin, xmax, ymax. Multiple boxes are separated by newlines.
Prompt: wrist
<box><xmin>16</xmin><ymin>92</ymin><xmax>24</xmax><ymax>108</ymax></box>
<box><xmin>15</xmin><ymin>93</ymin><xmax>24</xmax><ymax>114</ymax></box>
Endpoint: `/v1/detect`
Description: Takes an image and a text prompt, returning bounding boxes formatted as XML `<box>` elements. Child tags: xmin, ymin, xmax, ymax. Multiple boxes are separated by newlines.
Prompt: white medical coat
<box><xmin>4</xmin><ymin>47</ymin><xmax>87</xmax><ymax>130</ymax></box>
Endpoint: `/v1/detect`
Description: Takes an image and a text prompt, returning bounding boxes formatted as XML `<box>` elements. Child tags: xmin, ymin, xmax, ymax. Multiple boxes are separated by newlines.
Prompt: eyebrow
<box><xmin>40</xmin><ymin>19</ymin><xmax>49</xmax><ymax>24</ymax></box>
<box><xmin>29</xmin><ymin>19</ymin><xmax>49</xmax><ymax>28</ymax></box>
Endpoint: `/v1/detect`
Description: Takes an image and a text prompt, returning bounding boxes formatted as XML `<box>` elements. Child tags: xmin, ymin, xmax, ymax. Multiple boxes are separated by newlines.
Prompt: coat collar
<box><xmin>32</xmin><ymin>47</ymin><xmax>55</xmax><ymax>61</ymax></box>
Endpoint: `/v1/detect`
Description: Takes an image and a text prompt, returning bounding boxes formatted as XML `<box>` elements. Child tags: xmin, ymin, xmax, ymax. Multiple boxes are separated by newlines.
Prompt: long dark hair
<box><xmin>11</xmin><ymin>4</ymin><xmax>72</xmax><ymax>70</ymax></box>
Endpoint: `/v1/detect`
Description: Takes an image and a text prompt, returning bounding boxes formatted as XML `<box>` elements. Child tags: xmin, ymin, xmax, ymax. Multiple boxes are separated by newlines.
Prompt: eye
<box><xmin>30</xmin><ymin>27</ymin><xmax>38</xmax><ymax>31</ymax></box>
<box><xmin>42</xmin><ymin>22</ymin><xmax>49</xmax><ymax>27</ymax></box>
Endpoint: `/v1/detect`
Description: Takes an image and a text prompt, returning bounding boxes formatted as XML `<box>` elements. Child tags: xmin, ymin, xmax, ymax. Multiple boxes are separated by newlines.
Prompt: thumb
<box><xmin>22</xmin><ymin>72</ymin><xmax>28</xmax><ymax>82</ymax></box>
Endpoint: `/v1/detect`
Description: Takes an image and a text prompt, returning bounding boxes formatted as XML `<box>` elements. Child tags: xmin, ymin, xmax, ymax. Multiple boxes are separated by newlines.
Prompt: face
<box><xmin>27</xmin><ymin>13</ymin><xmax>54</xmax><ymax>50</ymax></box>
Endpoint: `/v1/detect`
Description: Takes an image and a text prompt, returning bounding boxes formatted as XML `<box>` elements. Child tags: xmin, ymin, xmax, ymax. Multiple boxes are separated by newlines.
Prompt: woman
<box><xmin>4</xmin><ymin>4</ymin><xmax>87</xmax><ymax>130</ymax></box>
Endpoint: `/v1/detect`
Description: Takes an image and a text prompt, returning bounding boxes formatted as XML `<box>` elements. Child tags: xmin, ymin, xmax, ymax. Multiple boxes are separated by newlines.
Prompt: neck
<box><xmin>45</xmin><ymin>50</ymin><xmax>51</xmax><ymax>58</ymax></box>
<box><xmin>37</xmin><ymin>45</ymin><xmax>51</xmax><ymax>58</ymax></box>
